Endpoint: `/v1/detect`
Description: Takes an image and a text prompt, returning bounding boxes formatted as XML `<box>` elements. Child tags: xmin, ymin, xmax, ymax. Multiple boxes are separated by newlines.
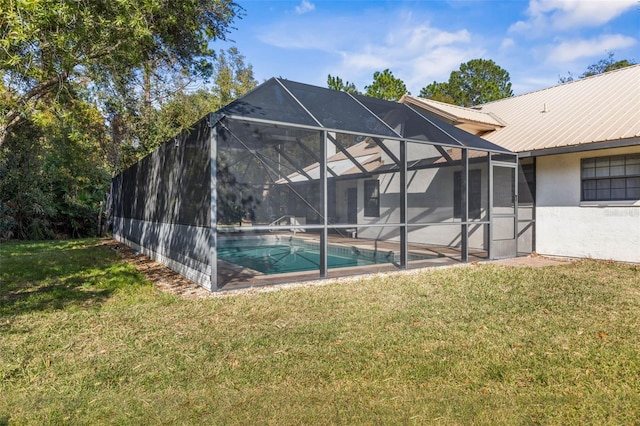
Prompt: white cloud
<box><xmin>547</xmin><ymin>34</ymin><xmax>637</xmax><ymax>63</ymax></box>
<box><xmin>257</xmin><ymin>9</ymin><xmax>487</xmax><ymax>93</ymax></box>
<box><xmin>500</xmin><ymin>38</ymin><xmax>516</xmax><ymax>50</ymax></box>
<box><xmin>510</xmin><ymin>0</ymin><xmax>637</xmax><ymax>35</ymax></box>
<box><xmin>334</xmin><ymin>23</ymin><xmax>481</xmax><ymax>93</ymax></box>
<box><xmin>339</xmin><ymin>51</ymin><xmax>389</xmax><ymax>71</ymax></box>
<box><xmin>295</xmin><ymin>0</ymin><xmax>315</xmax><ymax>15</ymax></box>
<box><xmin>404</xmin><ymin>46</ymin><xmax>485</xmax><ymax>92</ymax></box>
<box><xmin>241</xmin><ymin>1</ymin><xmax>638</xmax><ymax>96</ymax></box>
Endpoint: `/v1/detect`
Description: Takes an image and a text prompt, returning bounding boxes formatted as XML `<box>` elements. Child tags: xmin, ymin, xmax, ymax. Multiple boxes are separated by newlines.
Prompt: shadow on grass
<box><xmin>0</xmin><ymin>239</ymin><xmax>147</xmax><ymax>317</ymax></box>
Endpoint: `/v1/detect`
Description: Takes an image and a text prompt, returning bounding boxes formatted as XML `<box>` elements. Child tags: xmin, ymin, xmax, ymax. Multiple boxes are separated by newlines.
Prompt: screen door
<box><xmin>490</xmin><ymin>163</ymin><xmax>517</xmax><ymax>259</ymax></box>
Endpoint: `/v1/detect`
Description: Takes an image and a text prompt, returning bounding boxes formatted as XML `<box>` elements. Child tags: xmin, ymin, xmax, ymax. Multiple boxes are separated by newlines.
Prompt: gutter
<box><xmin>517</xmin><ymin>137</ymin><xmax>640</xmax><ymax>158</ymax></box>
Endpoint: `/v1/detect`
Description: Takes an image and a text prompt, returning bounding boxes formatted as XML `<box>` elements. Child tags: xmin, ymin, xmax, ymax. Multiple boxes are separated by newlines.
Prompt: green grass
<box><xmin>1</xmin><ymin>239</ymin><xmax>639</xmax><ymax>425</ymax></box>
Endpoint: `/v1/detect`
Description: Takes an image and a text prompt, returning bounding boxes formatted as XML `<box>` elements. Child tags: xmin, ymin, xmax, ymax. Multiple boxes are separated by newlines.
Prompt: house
<box><xmin>112</xmin><ymin>67</ymin><xmax>638</xmax><ymax>292</ymax></box>
<box><xmin>401</xmin><ymin>64</ymin><xmax>640</xmax><ymax>263</ymax></box>
<box><xmin>111</xmin><ymin>78</ymin><xmax>521</xmax><ymax>291</ymax></box>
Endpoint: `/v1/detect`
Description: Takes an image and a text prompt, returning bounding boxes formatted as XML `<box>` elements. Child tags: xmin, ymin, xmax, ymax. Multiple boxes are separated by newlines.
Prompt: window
<box><xmin>518</xmin><ymin>161</ymin><xmax>535</xmax><ymax>204</ymax></box>
<box><xmin>364</xmin><ymin>180</ymin><xmax>380</xmax><ymax>217</ymax></box>
<box><xmin>582</xmin><ymin>154</ymin><xmax>640</xmax><ymax>201</ymax></box>
<box><xmin>454</xmin><ymin>169</ymin><xmax>482</xmax><ymax>219</ymax></box>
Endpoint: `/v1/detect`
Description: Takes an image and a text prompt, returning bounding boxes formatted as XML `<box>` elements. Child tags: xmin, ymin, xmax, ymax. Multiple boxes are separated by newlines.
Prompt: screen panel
<box><xmin>280</xmin><ymin>80</ymin><xmax>399</xmax><ymax>137</ymax></box>
<box><xmin>216</xmin><ymin>118</ymin><xmax>324</xmax><ymax>227</ymax></box>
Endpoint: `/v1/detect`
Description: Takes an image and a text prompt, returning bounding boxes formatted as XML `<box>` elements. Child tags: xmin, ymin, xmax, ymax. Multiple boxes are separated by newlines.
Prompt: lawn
<box><xmin>1</xmin><ymin>239</ymin><xmax>639</xmax><ymax>425</ymax></box>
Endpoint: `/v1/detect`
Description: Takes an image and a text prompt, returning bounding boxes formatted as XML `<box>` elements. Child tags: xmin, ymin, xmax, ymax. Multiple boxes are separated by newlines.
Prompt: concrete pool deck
<box><xmin>215</xmin><ymin>233</ymin><xmax>490</xmax><ymax>290</ymax></box>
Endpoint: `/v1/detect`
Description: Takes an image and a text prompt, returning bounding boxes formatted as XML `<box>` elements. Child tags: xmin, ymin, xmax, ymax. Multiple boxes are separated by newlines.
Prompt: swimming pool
<box><xmin>217</xmin><ymin>237</ymin><xmax>428</xmax><ymax>275</ymax></box>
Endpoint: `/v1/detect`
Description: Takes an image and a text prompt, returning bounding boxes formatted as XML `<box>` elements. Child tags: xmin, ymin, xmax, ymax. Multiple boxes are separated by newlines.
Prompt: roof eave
<box><xmin>402</xmin><ymin>95</ymin><xmax>505</xmax><ymax>130</ymax></box>
<box><xmin>517</xmin><ymin>137</ymin><xmax>640</xmax><ymax>158</ymax></box>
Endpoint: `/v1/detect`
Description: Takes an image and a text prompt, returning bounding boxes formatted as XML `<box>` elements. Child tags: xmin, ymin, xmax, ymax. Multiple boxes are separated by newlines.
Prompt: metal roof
<box><xmin>400</xmin><ymin>95</ymin><xmax>506</xmax><ymax>129</ymax></box>
<box><xmin>403</xmin><ymin>64</ymin><xmax>640</xmax><ymax>154</ymax></box>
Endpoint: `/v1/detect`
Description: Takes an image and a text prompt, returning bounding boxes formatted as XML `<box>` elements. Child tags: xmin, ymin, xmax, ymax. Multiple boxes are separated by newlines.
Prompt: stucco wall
<box><xmin>536</xmin><ymin>146</ymin><xmax>640</xmax><ymax>263</ymax></box>
<box><xmin>113</xmin><ymin>217</ymin><xmax>212</xmax><ymax>290</ymax></box>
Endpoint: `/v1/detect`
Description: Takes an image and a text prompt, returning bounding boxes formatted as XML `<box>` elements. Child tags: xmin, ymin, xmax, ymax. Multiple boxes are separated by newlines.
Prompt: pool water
<box><xmin>217</xmin><ymin>243</ymin><xmax>390</xmax><ymax>274</ymax></box>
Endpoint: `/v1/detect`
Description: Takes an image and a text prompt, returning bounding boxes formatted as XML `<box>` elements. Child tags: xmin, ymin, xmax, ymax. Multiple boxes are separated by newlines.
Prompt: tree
<box><xmin>0</xmin><ymin>0</ymin><xmax>242</xmax><ymax>146</ymax></box>
<box><xmin>211</xmin><ymin>47</ymin><xmax>258</xmax><ymax>110</ymax></box>
<box><xmin>327</xmin><ymin>75</ymin><xmax>360</xmax><ymax>95</ymax></box>
<box><xmin>364</xmin><ymin>69</ymin><xmax>408</xmax><ymax>101</ymax></box>
<box><xmin>0</xmin><ymin>121</ymin><xmax>54</xmax><ymax>239</ymax></box>
<box><xmin>108</xmin><ymin>47</ymin><xmax>258</xmax><ymax>169</ymax></box>
<box><xmin>0</xmin><ymin>93</ymin><xmax>110</xmax><ymax>239</ymax></box>
<box><xmin>419</xmin><ymin>59</ymin><xmax>513</xmax><ymax>106</ymax></box>
<box><xmin>418</xmin><ymin>82</ymin><xmax>455</xmax><ymax>104</ymax></box>
<box><xmin>0</xmin><ymin>45</ymin><xmax>257</xmax><ymax>239</ymax></box>
<box><xmin>559</xmin><ymin>52</ymin><xmax>636</xmax><ymax>83</ymax></box>
<box><xmin>0</xmin><ymin>2</ymin><xmax>257</xmax><ymax>240</ymax></box>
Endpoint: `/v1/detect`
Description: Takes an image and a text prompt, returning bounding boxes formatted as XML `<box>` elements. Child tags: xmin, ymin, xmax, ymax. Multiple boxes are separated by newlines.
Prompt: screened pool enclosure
<box><xmin>112</xmin><ymin>78</ymin><xmax>531</xmax><ymax>291</ymax></box>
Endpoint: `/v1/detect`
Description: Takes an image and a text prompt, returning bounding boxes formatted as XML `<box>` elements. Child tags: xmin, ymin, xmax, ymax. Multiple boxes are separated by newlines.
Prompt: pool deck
<box><xmin>216</xmin><ymin>233</ymin><xmax>488</xmax><ymax>290</ymax></box>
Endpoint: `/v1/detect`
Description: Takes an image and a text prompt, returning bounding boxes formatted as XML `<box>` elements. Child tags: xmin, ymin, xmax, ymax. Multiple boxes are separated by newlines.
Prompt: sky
<box><xmin>212</xmin><ymin>0</ymin><xmax>639</xmax><ymax>96</ymax></box>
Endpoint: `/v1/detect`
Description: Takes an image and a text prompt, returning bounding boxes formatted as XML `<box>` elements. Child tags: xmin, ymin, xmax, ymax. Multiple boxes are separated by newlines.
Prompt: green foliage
<box><xmin>150</xmin><ymin>91</ymin><xmax>217</xmax><ymax>142</ymax></box>
<box><xmin>418</xmin><ymin>81</ymin><xmax>456</xmax><ymax>104</ymax></box>
<box><xmin>0</xmin><ymin>0</ymin><xmax>242</xmax><ymax>142</ymax></box>
<box><xmin>0</xmin><ymin>94</ymin><xmax>110</xmax><ymax>239</ymax></box>
<box><xmin>559</xmin><ymin>52</ymin><xmax>636</xmax><ymax>83</ymax></box>
<box><xmin>111</xmin><ymin>47</ymin><xmax>257</xmax><ymax>170</ymax></box>
<box><xmin>327</xmin><ymin>74</ymin><xmax>361</xmax><ymax>95</ymax></box>
<box><xmin>115</xmin><ymin>46</ymin><xmax>257</xmax><ymax>162</ymax></box>
<box><xmin>112</xmin><ymin>46</ymin><xmax>257</xmax><ymax>161</ymax></box>
<box><xmin>420</xmin><ymin>59</ymin><xmax>513</xmax><ymax>106</ymax></box>
<box><xmin>583</xmin><ymin>58</ymin><xmax>635</xmax><ymax>76</ymax></box>
<box><xmin>43</xmin><ymin>101</ymin><xmax>111</xmax><ymax>238</ymax></box>
<box><xmin>212</xmin><ymin>47</ymin><xmax>258</xmax><ymax>109</ymax></box>
<box><xmin>0</xmin><ymin>122</ymin><xmax>55</xmax><ymax>239</ymax></box>
<box><xmin>1</xmin><ymin>1</ymin><xmax>254</xmax><ymax>240</ymax></box>
<box><xmin>102</xmin><ymin>47</ymin><xmax>257</xmax><ymax>173</ymax></box>
<box><xmin>364</xmin><ymin>69</ymin><xmax>408</xmax><ymax>101</ymax></box>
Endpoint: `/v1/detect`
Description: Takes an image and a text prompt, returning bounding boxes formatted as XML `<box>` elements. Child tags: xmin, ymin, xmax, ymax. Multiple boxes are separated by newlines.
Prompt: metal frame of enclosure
<box><xmin>112</xmin><ymin>78</ymin><xmax>533</xmax><ymax>291</ymax></box>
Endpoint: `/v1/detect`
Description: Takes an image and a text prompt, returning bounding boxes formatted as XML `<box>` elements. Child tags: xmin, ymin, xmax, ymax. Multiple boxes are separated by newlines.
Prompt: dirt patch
<box><xmin>100</xmin><ymin>239</ymin><xmax>213</xmax><ymax>299</ymax></box>
<box><xmin>485</xmin><ymin>254</ymin><xmax>573</xmax><ymax>268</ymax></box>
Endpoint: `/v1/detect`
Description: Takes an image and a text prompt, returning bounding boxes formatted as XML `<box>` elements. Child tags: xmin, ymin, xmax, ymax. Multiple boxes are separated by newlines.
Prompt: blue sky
<box><xmin>214</xmin><ymin>0</ymin><xmax>639</xmax><ymax>96</ymax></box>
